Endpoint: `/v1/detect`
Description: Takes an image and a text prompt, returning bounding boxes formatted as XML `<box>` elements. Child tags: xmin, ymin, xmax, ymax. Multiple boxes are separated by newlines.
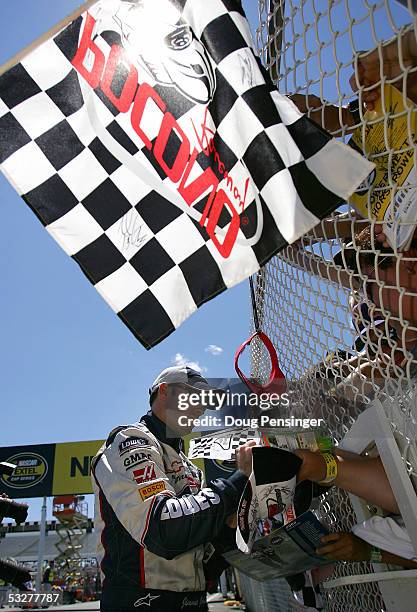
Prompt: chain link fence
<box><xmin>239</xmin><ymin>1</ymin><xmax>417</xmax><ymax>610</ymax></box>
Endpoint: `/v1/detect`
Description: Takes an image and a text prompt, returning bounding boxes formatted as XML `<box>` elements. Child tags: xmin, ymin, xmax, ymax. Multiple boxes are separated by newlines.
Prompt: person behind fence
<box><xmin>91</xmin><ymin>365</ymin><xmax>249</xmax><ymax>612</ymax></box>
<box><xmin>284</xmin><ymin>237</ymin><xmax>417</xmax><ymax>409</ymax></box>
<box><xmin>237</xmin><ymin>442</ymin><xmax>417</xmax><ymax>568</ymax></box>
<box><xmin>289</xmin><ymin>27</ymin><xmax>417</xmax><ymax>248</ymax></box>
<box><xmin>286</xmin><ymin>220</ymin><xmax>417</xmax><ymax>391</ymax></box>
<box><xmin>42</xmin><ymin>560</ymin><xmax>55</xmax><ymax>595</ymax></box>
<box><xmin>289</xmin><ymin>27</ymin><xmax>417</xmax><ymax>135</ymax></box>
<box><xmin>344</xmin><ymin>226</ymin><xmax>417</xmax><ymax>356</ymax></box>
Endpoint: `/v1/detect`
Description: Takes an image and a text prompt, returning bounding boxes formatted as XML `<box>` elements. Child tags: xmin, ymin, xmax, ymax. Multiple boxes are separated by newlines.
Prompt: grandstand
<box><xmin>0</xmin><ymin>521</ymin><xmax>97</xmax><ymax>564</ymax></box>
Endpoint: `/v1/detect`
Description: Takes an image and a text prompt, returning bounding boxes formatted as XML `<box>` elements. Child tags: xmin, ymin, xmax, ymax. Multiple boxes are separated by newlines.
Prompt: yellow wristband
<box><xmin>318</xmin><ymin>452</ymin><xmax>338</xmax><ymax>485</ymax></box>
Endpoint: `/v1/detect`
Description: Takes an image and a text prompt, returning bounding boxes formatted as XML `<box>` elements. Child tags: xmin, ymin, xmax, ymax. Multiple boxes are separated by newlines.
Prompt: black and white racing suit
<box><xmin>92</xmin><ymin>412</ymin><xmax>246</xmax><ymax>611</ymax></box>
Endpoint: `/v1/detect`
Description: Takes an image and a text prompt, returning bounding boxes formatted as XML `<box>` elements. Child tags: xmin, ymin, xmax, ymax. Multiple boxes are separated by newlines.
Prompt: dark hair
<box><xmin>149</xmin><ymin>389</ymin><xmax>158</xmax><ymax>407</ymax></box>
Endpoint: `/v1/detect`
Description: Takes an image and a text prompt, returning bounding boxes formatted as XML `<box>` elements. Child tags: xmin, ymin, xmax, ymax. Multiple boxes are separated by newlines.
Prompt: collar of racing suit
<box><xmin>140</xmin><ymin>410</ymin><xmax>184</xmax><ymax>454</ymax></box>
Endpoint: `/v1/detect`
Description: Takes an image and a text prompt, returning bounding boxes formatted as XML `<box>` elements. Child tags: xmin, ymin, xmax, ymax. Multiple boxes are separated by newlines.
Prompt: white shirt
<box><xmin>352</xmin><ymin>515</ymin><xmax>417</xmax><ymax>560</ymax></box>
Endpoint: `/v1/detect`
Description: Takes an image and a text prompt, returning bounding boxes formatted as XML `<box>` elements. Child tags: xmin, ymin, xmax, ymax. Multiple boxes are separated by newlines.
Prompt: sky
<box><xmin>0</xmin><ymin>0</ymin><xmax>412</xmax><ymax>523</ymax></box>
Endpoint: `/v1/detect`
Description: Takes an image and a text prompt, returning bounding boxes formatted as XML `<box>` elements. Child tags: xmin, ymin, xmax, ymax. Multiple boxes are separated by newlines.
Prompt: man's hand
<box><xmin>316</xmin><ymin>532</ymin><xmax>371</xmax><ymax>561</ymax></box>
<box><xmin>235</xmin><ymin>441</ymin><xmax>257</xmax><ymax>477</ymax></box>
<box><xmin>375</xmin><ymin>223</ymin><xmax>417</xmax><ymax>250</ymax></box>
<box><xmin>374</xmin><ymin>223</ymin><xmax>390</xmax><ymax>248</ymax></box>
<box><xmin>288</xmin><ymin>93</ymin><xmax>322</xmax><ymax>114</ymax></box>
<box><xmin>288</xmin><ymin>94</ymin><xmax>354</xmax><ymax>132</ymax></box>
<box><xmin>294</xmin><ymin>449</ymin><xmax>327</xmax><ymax>482</ymax></box>
<box><xmin>350</xmin><ymin>32</ymin><xmax>417</xmax><ymax>110</ymax></box>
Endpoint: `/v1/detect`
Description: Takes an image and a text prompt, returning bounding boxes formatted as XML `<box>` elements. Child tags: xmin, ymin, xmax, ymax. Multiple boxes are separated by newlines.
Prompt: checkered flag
<box><xmin>0</xmin><ymin>0</ymin><xmax>373</xmax><ymax>349</ymax></box>
<box><xmin>189</xmin><ymin>429</ymin><xmax>261</xmax><ymax>459</ymax></box>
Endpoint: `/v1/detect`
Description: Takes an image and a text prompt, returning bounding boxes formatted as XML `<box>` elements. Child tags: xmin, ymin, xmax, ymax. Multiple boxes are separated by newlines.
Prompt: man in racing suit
<box><xmin>92</xmin><ymin>366</ymin><xmax>248</xmax><ymax>611</ymax></box>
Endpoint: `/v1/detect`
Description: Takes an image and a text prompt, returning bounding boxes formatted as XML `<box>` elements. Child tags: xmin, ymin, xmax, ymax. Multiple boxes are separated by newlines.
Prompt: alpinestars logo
<box><xmin>134</xmin><ymin>593</ymin><xmax>160</xmax><ymax>607</ymax></box>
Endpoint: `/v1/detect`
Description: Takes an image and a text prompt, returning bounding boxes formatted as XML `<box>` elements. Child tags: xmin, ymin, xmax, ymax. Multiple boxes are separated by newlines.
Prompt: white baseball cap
<box><xmin>149</xmin><ymin>366</ymin><xmax>224</xmax><ymax>403</ymax></box>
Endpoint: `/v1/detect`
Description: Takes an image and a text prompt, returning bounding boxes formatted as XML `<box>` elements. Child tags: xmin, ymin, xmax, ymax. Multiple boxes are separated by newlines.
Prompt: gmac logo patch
<box><xmin>124</xmin><ymin>452</ymin><xmax>153</xmax><ymax>470</ymax></box>
<box><xmin>119</xmin><ymin>437</ymin><xmax>151</xmax><ymax>455</ymax></box>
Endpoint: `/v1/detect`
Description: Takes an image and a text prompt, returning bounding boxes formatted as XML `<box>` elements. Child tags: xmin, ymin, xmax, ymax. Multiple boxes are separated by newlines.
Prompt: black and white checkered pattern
<box><xmin>188</xmin><ymin>428</ymin><xmax>260</xmax><ymax>459</ymax></box>
<box><xmin>0</xmin><ymin>0</ymin><xmax>373</xmax><ymax>348</ymax></box>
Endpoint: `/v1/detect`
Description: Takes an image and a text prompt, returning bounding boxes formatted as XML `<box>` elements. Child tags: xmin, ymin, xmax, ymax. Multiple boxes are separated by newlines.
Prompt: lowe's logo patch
<box><xmin>119</xmin><ymin>437</ymin><xmax>151</xmax><ymax>455</ymax></box>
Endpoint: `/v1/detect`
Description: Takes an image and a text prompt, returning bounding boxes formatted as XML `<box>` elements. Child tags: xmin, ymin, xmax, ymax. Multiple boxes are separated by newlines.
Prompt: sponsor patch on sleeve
<box><xmin>119</xmin><ymin>437</ymin><xmax>151</xmax><ymax>455</ymax></box>
<box><xmin>138</xmin><ymin>481</ymin><xmax>166</xmax><ymax>501</ymax></box>
<box><xmin>133</xmin><ymin>463</ymin><xmax>157</xmax><ymax>485</ymax></box>
<box><xmin>124</xmin><ymin>452</ymin><xmax>153</xmax><ymax>470</ymax></box>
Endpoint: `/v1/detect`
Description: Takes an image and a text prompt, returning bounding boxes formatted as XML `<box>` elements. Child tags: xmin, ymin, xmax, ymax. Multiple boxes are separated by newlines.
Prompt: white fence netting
<box><xmin>241</xmin><ymin>1</ymin><xmax>417</xmax><ymax>611</ymax></box>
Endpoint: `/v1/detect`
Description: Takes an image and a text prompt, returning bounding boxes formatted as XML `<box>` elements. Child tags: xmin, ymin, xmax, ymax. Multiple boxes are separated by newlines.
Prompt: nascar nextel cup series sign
<box><xmin>0</xmin><ymin>0</ymin><xmax>373</xmax><ymax>348</ymax></box>
<box><xmin>0</xmin><ymin>441</ymin><xmax>102</xmax><ymax>499</ymax></box>
<box><xmin>3</xmin><ymin>452</ymin><xmax>49</xmax><ymax>491</ymax></box>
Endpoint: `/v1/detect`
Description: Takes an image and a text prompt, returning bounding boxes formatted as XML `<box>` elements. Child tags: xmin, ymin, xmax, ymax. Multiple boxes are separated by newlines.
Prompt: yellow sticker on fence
<box><xmin>349</xmin><ymin>83</ymin><xmax>417</xmax><ymax>249</ymax></box>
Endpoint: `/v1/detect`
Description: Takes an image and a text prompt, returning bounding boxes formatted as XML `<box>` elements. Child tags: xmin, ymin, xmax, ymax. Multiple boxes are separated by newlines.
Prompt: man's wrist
<box><xmin>295</xmin><ymin>450</ymin><xmax>327</xmax><ymax>482</ymax></box>
<box><xmin>317</xmin><ymin>452</ymin><xmax>338</xmax><ymax>485</ymax></box>
<box><xmin>228</xmin><ymin>470</ymin><xmax>249</xmax><ymax>493</ymax></box>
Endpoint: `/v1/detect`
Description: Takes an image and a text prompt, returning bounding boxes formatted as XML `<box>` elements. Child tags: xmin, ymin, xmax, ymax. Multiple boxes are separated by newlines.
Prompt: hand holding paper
<box><xmin>236</xmin><ymin>447</ymin><xmax>303</xmax><ymax>554</ymax></box>
<box><xmin>235</xmin><ymin>440</ymin><xmax>257</xmax><ymax>477</ymax></box>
